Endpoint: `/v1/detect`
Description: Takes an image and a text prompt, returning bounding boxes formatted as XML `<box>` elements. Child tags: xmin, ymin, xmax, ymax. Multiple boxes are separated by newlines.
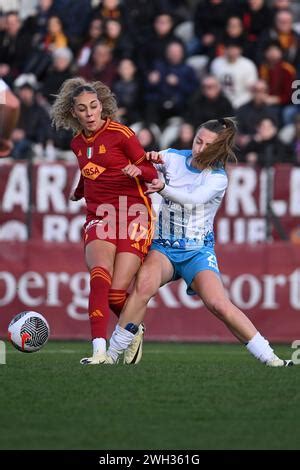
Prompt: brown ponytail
<box><xmin>193</xmin><ymin>117</ymin><xmax>237</xmax><ymax>169</ymax></box>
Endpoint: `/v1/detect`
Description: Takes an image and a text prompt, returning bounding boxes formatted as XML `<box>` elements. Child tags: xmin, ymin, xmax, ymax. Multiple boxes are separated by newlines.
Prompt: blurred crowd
<box><xmin>1</xmin><ymin>0</ymin><xmax>300</xmax><ymax>167</ymax></box>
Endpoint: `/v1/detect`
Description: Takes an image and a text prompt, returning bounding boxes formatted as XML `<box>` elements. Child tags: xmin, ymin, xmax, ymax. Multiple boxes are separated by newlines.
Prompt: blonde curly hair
<box><xmin>51</xmin><ymin>77</ymin><xmax>118</xmax><ymax>133</ymax></box>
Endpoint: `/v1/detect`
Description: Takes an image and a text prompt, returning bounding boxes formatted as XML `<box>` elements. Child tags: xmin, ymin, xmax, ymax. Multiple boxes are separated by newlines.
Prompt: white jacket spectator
<box><xmin>0</xmin><ymin>0</ymin><xmax>37</xmax><ymax>19</ymax></box>
<box><xmin>210</xmin><ymin>40</ymin><xmax>258</xmax><ymax>109</ymax></box>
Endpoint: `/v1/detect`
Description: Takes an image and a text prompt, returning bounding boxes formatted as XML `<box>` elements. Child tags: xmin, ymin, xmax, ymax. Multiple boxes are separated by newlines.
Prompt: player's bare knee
<box><xmin>135</xmin><ymin>269</ymin><xmax>158</xmax><ymax>301</ymax></box>
<box><xmin>206</xmin><ymin>298</ymin><xmax>230</xmax><ymax>320</ymax></box>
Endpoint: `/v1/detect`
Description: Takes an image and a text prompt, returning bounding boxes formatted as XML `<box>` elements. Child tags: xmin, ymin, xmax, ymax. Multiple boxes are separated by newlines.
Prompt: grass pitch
<box><xmin>0</xmin><ymin>341</ymin><xmax>299</xmax><ymax>450</ymax></box>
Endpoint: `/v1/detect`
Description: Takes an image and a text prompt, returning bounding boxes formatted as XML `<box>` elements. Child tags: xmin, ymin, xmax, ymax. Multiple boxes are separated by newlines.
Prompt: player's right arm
<box><xmin>70</xmin><ymin>138</ymin><xmax>84</xmax><ymax>200</ymax></box>
<box><xmin>70</xmin><ymin>174</ymin><xmax>84</xmax><ymax>200</ymax></box>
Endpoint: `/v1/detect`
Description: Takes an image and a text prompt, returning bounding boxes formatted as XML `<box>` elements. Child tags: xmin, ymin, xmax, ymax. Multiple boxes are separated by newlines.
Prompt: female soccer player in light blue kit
<box><xmin>105</xmin><ymin>117</ymin><xmax>293</xmax><ymax>367</ymax></box>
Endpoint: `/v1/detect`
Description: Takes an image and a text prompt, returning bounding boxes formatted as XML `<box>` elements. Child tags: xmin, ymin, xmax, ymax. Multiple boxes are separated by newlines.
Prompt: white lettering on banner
<box><xmin>217</xmin><ymin>218</ymin><xmax>230</xmax><ymax>243</ymax></box>
<box><xmin>248</xmin><ymin>219</ymin><xmax>266</xmax><ymax>243</ymax></box>
<box><xmin>2</xmin><ymin>164</ymin><xmax>29</xmax><ymax>212</ymax></box>
<box><xmin>234</xmin><ymin>218</ymin><xmax>246</xmax><ymax>243</ymax></box>
<box><xmin>259</xmin><ymin>169</ymin><xmax>267</xmax><ymax>215</ymax></box>
<box><xmin>231</xmin><ymin>274</ymin><xmax>262</xmax><ymax>309</ymax></box>
<box><xmin>44</xmin><ymin>215</ymin><xmax>69</xmax><ymax>242</ymax></box>
<box><xmin>69</xmin><ymin>216</ymin><xmax>85</xmax><ymax>242</ymax></box>
<box><xmin>68</xmin><ymin>273</ymin><xmax>89</xmax><ymax>320</ymax></box>
<box><xmin>18</xmin><ymin>272</ymin><xmax>44</xmax><ymax>306</ymax></box>
<box><xmin>0</xmin><ymin>164</ymin><xmax>299</xmax><ymax>243</ymax></box>
<box><xmin>1</xmin><ymin>271</ymin><xmax>300</xmax><ymax>317</ymax></box>
<box><xmin>37</xmin><ymin>165</ymin><xmax>67</xmax><ymax>213</ymax></box>
<box><xmin>43</xmin><ymin>215</ymin><xmax>85</xmax><ymax>242</ymax></box>
<box><xmin>0</xmin><ymin>272</ymin><xmax>15</xmax><ymax>306</ymax></box>
<box><xmin>226</xmin><ymin>167</ymin><xmax>257</xmax><ymax>215</ymax></box>
<box><xmin>290</xmin><ymin>269</ymin><xmax>300</xmax><ymax>309</ymax></box>
<box><xmin>0</xmin><ymin>221</ymin><xmax>28</xmax><ymax>241</ymax></box>
<box><xmin>218</xmin><ymin>218</ymin><xmax>267</xmax><ymax>244</ymax></box>
<box><xmin>261</xmin><ymin>275</ymin><xmax>286</xmax><ymax>308</ymax></box>
<box><xmin>45</xmin><ymin>272</ymin><xmax>70</xmax><ymax>306</ymax></box>
<box><xmin>290</xmin><ymin>168</ymin><xmax>300</xmax><ymax>216</ymax></box>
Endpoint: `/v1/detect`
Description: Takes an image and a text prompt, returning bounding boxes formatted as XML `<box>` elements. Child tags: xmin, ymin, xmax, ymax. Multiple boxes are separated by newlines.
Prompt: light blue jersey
<box><xmin>153</xmin><ymin>148</ymin><xmax>228</xmax><ymax>249</ymax></box>
<box><xmin>151</xmin><ymin>148</ymin><xmax>227</xmax><ymax>295</ymax></box>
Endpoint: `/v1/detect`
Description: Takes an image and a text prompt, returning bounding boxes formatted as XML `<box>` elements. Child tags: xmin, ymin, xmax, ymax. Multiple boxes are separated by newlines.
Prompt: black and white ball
<box><xmin>8</xmin><ymin>311</ymin><xmax>50</xmax><ymax>353</ymax></box>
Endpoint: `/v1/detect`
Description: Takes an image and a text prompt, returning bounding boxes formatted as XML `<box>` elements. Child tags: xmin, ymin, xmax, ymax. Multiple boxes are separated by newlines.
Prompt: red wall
<box><xmin>1</xmin><ymin>241</ymin><xmax>299</xmax><ymax>342</ymax></box>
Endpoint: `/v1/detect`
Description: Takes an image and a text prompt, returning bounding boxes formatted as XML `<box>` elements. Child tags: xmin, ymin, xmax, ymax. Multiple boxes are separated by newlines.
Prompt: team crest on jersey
<box><xmin>82</xmin><ymin>162</ymin><xmax>106</xmax><ymax>180</ymax></box>
<box><xmin>78</xmin><ymin>149</ymin><xmax>82</xmax><ymax>157</ymax></box>
<box><xmin>98</xmin><ymin>144</ymin><xmax>106</xmax><ymax>154</ymax></box>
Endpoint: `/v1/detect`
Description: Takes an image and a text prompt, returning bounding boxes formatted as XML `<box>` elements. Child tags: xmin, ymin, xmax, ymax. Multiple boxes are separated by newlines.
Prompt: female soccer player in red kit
<box><xmin>51</xmin><ymin>77</ymin><xmax>157</xmax><ymax>364</ymax></box>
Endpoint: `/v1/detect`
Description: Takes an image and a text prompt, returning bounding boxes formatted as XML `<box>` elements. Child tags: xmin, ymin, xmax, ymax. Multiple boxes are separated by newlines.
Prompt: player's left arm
<box><xmin>122</xmin><ymin>133</ymin><xmax>158</xmax><ymax>182</ymax></box>
<box><xmin>152</xmin><ymin>173</ymin><xmax>228</xmax><ymax>207</ymax></box>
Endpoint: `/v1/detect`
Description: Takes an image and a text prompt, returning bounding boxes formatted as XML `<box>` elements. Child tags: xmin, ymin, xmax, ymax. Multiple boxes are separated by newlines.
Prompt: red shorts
<box><xmin>83</xmin><ymin>217</ymin><xmax>154</xmax><ymax>260</ymax></box>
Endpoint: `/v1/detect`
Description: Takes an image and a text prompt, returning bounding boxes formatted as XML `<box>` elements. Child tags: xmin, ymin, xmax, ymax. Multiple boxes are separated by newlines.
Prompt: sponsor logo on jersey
<box><xmin>98</xmin><ymin>144</ymin><xmax>106</xmax><ymax>154</ymax></box>
<box><xmin>82</xmin><ymin>162</ymin><xmax>106</xmax><ymax>180</ymax></box>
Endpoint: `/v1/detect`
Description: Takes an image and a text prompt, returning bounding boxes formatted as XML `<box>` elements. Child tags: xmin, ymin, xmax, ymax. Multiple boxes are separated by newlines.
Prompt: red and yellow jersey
<box><xmin>70</xmin><ymin>119</ymin><xmax>157</xmax><ymax>222</ymax></box>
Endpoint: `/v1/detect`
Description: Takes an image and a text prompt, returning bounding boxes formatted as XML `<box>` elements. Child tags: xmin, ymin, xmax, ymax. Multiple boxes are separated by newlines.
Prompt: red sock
<box><xmin>108</xmin><ymin>289</ymin><xmax>129</xmax><ymax>317</ymax></box>
<box><xmin>89</xmin><ymin>266</ymin><xmax>112</xmax><ymax>339</ymax></box>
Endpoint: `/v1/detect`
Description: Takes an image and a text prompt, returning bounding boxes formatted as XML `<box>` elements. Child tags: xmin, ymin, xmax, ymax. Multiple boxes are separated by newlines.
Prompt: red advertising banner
<box><xmin>0</xmin><ymin>241</ymin><xmax>299</xmax><ymax>342</ymax></box>
<box><xmin>0</xmin><ymin>162</ymin><xmax>300</xmax><ymax>243</ymax></box>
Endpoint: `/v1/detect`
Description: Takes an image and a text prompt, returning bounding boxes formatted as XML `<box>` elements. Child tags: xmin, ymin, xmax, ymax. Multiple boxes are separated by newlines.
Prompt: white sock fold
<box><xmin>92</xmin><ymin>337</ymin><xmax>106</xmax><ymax>355</ymax></box>
<box><xmin>107</xmin><ymin>325</ymin><xmax>135</xmax><ymax>362</ymax></box>
<box><xmin>246</xmin><ymin>332</ymin><xmax>275</xmax><ymax>363</ymax></box>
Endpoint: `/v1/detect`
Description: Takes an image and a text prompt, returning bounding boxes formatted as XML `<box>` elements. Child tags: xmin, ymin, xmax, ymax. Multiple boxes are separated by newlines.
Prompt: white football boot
<box><xmin>123</xmin><ymin>323</ymin><xmax>145</xmax><ymax>364</ymax></box>
<box><xmin>266</xmin><ymin>355</ymin><xmax>294</xmax><ymax>367</ymax></box>
<box><xmin>80</xmin><ymin>352</ymin><xmax>114</xmax><ymax>365</ymax></box>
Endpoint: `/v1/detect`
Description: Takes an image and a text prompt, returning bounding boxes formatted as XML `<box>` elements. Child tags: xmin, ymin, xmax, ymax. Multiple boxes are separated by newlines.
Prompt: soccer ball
<box><xmin>8</xmin><ymin>311</ymin><xmax>50</xmax><ymax>353</ymax></box>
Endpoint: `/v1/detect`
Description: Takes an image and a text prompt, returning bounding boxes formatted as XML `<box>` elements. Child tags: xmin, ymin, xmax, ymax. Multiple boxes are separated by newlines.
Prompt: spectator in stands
<box><xmin>169</xmin><ymin>122</ymin><xmax>194</xmax><ymax>150</ymax></box>
<box><xmin>136</xmin><ymin>125</ymin><xmax>160</xmax><ymax>152</ymax></box>
<box><xmin>144</xmin><ymin>39</ymin><xmax>198</xmax><ymax>126</ymax></box>
<box><xmin>11</xmin><ymin>73</ymin><xmax>52</xmax><ymax>159</ymax></box>
<box><xmin>23</xmin><ymin>0</ymin><xmax>57</xmax><ymax>46</ymax></box>
<box><xmin>92</xmin><ymin>0</ymin><xmax>124</xmax><ymax>23</ymax></box>
<box><xmin>291</xmin><ymin>114</ymin><xmax>300</xmax><ymax>166</ymax></box>
<box><xmin>236</xmin><ymin>79</ymin><xmax>279</xmax><ymax>148</ymax></box>
<box><xmin>113</xmin><ymin>58</ymin><xmax>142</xmax><ymax>125</ymax></box>
<box><xmin>138</xmin><ymin>12</ymin><xmax>177</xmax><ymax>72</ymax></box>
<box><xmin>239</xmin><ymin>0</ymin><xmax>272</xmax><ymax>60</ymax></box>
<box><xmin>193</xmin><ymin>0</ymin><xmax>230</xmax><ymax>59</ymax></box>
<box><xmin>78</xmin><ymin>41</ymin><xmax>118</xmax><ymax>87</ymax></box>
<box><xmin>105</xmin><ymin>117</ymin><xmax>294</xmax><ymax>368</ymax></box>
<box><xmin>103</xmin><ymin>19</ymin><xmax>134</xmax><ymax>60</ymax></box>
<box><xmin>40</xmin><ymin>47</ymin><xmax>74</xmax><ymax>105</ymax></box>
<box><xmin>185</xmin><ymin>75</ymin><xmax>233</xmax><ymax>127</ymax></box>
<box><xmin>272</xmin><ymin>0</ymin><xmax>300</xmax><ymax>23</ymax></box>
<box><xmin>259</xmin><ymin>40</ymin><xmax>296</xmax><ymax>124</ymax></box>
<box><xmin>76</xmin><ymin>17</ymin><xmax>104</xmax><ymax>68</ymax></box>
<box><xmin>23</xmin><ymin>13</ymin><xmax>69</xmax><ymax>81</ymax></box>
<box><xmin>216</xmin><ymin>16</ymin><xmax>247</xmax><ymax>58</ymax></box>
<box><xmin>52</xmin><ymin>0</ymin><xmax>92</xmax><ymax>53</ymax></box>
<box><xmin>210</xmin><ymin>39</ymin><xmax>258</xmax><ymax>109</ymax></box>
<box><xmin>258</xmin><ymin>9</ymin><xmax>300</xmax><ymax>68</ymax></box>
<box><xmin>43</xmin><ymin>15</ymin><xmax>68</xmax><ymax>51</ymax></box>
<box><xmin>122</xmin><ymin>0</ymin><xmax>168</xmax><ymax>47</ymax></box>
<box><xmin>0</xmin><ymin>77</ymin><xmax>20</xmax><ymax>157</ymax></box>
<box><xmin>0</xmin><ymin>11</ymin><xmax>34</xmax><ymax>84</ymax></box>
<box><xmin>242</xmin><ymin>117</ymin><xmax>292</xmax><ymax>166</ymax></box>
<box><xmin>280</xmin><ymin>113</ymin><xmax>300</xmax><ymax>166</ymax></box>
